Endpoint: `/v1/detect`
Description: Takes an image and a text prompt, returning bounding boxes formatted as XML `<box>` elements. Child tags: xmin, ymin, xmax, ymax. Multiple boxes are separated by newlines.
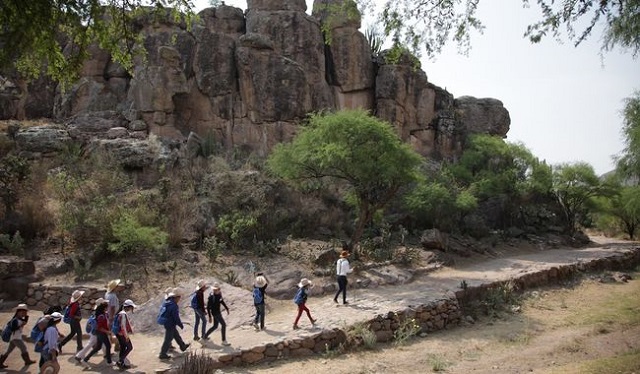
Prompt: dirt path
<box><xmin>0</xmin><ymin>237</ymin><xmax>638</xmax><ymax>373</ymax></box>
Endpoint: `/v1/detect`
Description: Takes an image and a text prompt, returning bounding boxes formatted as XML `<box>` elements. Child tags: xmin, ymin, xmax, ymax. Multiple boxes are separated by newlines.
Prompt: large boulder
<box><xmin>454</xmin><ymin>96</ymin><xmax>511</xmax><ymax>137</ymax></box>
<box><xmin>198</xmin><ymin>6</ymin><xmax>245</xmax><ymax>35</ymax></box>
<box><xmin>88</xmin><ymin>138</ymin><xmax>157</xmax><ymax>169</ymax></box>
<box><xmin>14</xmin><ymin>125</ymin><xmax>72</xmax><ymax>153</ymax></box>
<box><xmin>247</xmin><ymin>0</ymin><xmax>307</xmax><ymax>11</ymax></box>
<box><xmin>65</xmin><ymin>111</ymin><xmax>127</xmax><ymax>141</ymax></box>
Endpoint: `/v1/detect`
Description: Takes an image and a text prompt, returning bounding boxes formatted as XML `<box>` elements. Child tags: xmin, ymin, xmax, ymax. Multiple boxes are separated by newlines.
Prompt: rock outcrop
<box><xmin>0</xmin><ymin>0</ymin><xmax>511</xmax><ymax>165</ymax></box>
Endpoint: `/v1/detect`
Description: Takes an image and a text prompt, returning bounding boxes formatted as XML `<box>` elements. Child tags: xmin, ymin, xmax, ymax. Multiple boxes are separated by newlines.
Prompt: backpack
<box><xmin>252</xmin><ymin>287</ymin><xmax>263</xmax><ymax>304</ymax></box>
<box><xmin>156</xmin><ymin>304</ymin><xmax>168</xmax><ymax>325</ymax></box>
<box><xmin>293</xmin><ymin>288</ymin><xmax>305</xmax><ymax>305</ymax></box>
<box><xmin>1</xmin><ymin>318</ymin><xmax>14</xmax><ymax>342</ymax></box>
<box><xmin>85</xmin><ymin>314</ymin><xmax>97</xmax><ymax>334</ymax></box>
<box><xmin>190</xmin><ymin>293</ymin><xmax>199</xmax><ymax>310</ymax></box>
<box><xmin>111</xmin><ymin>313</ymin><xmax>121</xmax><ymax>335</ymax></box>
<box><xmin>62</xmin><ymin>304</ymin><xmax>72</xmax><ymax>324</ymax></box>
<box><xmin>33</xmin><ymin>330</ymin><xmax>45</xmax><ymax>353</ymax></box>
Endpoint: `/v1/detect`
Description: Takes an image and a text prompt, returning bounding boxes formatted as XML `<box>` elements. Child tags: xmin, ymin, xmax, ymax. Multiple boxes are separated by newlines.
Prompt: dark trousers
<box><xmin>160</xmin><ymin>325</ymin><xmax>187</xmax><ymax>356</ymax></box>
<box><xmin>85</xmin><ymin>332</ymin><xmax>112</xmax><ymax>363</ymax></box>
<box><xmin>193</xmin><ymin>309</ymin><xmax>207</xmax><ymax>338</ymax></box>
<box><xmin>294</xmin><ymin>303</ymin><xmax>313</xmax><ymax>325</ymax></box>
<box><xmin>334</xmin><ymin>275</ymin><xmax>348</xmax><ymax>303</ymax></box>
<box><xmin>115</xmin><ymin>334</ymin><xmax>132</xmax><ymax>364</ymax></box>
<box><xmin>204</xmin><ymin>312</ymin><xmax>226</xmax><ymax>341</ymax></box>
<box><xmin>60</xmin><ymin>319</ymin><xmax>83</xmax><ymax>350</ymax></box>
<box><xmin>254</xmin><ymin>304</ymin><xmax>265</xmax><ymax>329</ymax></box>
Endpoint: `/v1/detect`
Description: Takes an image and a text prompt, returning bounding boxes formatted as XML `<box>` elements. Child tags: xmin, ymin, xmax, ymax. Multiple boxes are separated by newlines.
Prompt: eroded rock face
<box><xmin>2</xmin><ymin>3</ymin><xmax>511</xmax><ymax>163</ymax></box>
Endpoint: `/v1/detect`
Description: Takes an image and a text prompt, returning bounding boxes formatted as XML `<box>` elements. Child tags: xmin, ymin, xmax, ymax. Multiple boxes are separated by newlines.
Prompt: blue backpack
<box><xmin>85</xmin><ymin>314</ymin><xmax>97</xmax><ymax>334</ymax></box>
<box><xmin>190</xmin><ymin>293</ymin><xmax>199</xmax><ymax>309</ymax></box>
<box><xmin>62</xmin><ymin>305</ymin><xmax>72</xmax><ymax>324</ymax></box>
<box><xmin>293</xmin><ymin>288</ymin><xmax>305</xmax><ymax>305</ymax></box>
<box><xmin>253</xmin><ymin>287</ymin><xmax>263</xmax><ymax>304</ymax></box>
<box><xmin>33</xmin><ymin>330</ymin><xmax>45</xmax><ymax>353</ymax></box>
<box><xmin>1</xmin><ymin>318</ymin><xmax>14</xmax><ymax>342</ymax></box>
<box><xmin>111</xmin><ymin>313</ymin><xmax>121</xmax><ymax>335</ymax></box>
<box><xmin>156</xmin><ymin>304</ymin><xmax>168</xmax><ymax>325</ymax></box>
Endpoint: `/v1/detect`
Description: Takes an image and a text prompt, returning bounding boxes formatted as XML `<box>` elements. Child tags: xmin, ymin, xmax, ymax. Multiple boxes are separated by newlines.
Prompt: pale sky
<box><xmin>194</xmin><ymin>0</ymin><xmax>639</xmax><ymax>175</ymax></box>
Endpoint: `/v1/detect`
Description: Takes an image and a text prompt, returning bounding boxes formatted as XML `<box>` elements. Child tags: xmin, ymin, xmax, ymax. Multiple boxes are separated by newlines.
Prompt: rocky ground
<box><xmin>0</xmin><ymin>236</ymin><xmax>638</xmax><ymax>373</ymax></box>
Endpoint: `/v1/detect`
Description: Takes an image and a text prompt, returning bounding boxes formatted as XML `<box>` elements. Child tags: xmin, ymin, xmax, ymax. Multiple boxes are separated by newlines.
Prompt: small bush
<box><xmin>108</xmin><ymin>212</ymin><xmax>168</xmax><ymax>256</ymax></box>
<box><xmin>393</xmin><ymin>316</ymin><xmax>421</xmax><ymax>346</ymax></box>
<box><xmin>347</xmin><ymin>322</ymin><xmax>377</xmax><ymax>350</ymax></box>
<box><xmin>203</xmin><ymin>236</ymin><xmax>226</xmax><ymax>261</ymax></box>
<box><xmin>176</xmin><ymin>351</ymin><xmax>218</xmax><ymax>374</ymax></box>
<box><xmin>0</xmin><ymin>231</ymin><xmax>24</xmax><ymax>256</ymax></box>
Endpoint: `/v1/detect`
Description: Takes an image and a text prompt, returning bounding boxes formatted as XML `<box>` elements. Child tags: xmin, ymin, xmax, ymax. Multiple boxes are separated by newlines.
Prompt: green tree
<box><xmin>267</xmin><ymin>109</ymin><xmax>423</xmax><ymax>245</ymax></box>
<box><xmin>352</xmin><ymin>0</ymin><xmax>640</xmax><ymax>58</ymax></box>
<box><xmin>552</xmin><ymin>162</ymin><xmax>610</xmax><ymax>234</ymax></box>
<box><xmin>617</xmin><ymin>91</ymin><xmax>640</xmax><ymax>180</ymax></box>
<box><xmin>0</xmin><ymin>0</ymin><xmax>193</xmax><ymax>84</ymax></box>
<box><xmin>610</xmin><ymin>185</ymin><xmax>640</xmax><ymax>239</ymax></box>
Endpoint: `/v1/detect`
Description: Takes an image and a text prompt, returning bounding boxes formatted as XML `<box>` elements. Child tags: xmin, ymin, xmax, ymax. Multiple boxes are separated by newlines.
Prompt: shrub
<box><xmin>0</xmin><ymin>231</ymin><xmax>24</xmax><ymax>256</ymax></box>
<box><xmin>176</xmin><ymin>351</ymin><xmax>218</xmax><ymax>374</ymax></box>
<box><xmin>393</xmin><ymin>316</ymin><xmax>421</xmax><ymax>346</ymax></box>
<box><xmin>347</xmin><ymin>322</ymin><xmax>377</xmax><ymax>350</ymax></box>
<box><xmin>108</xmin><ymin>211</ymin><xmax>168</xmax><ymax>256</ymax></box>
<box><xmin>203</xmin><ymin>236</ymin><xmax>226</xmax><ymax>261</ymax></box>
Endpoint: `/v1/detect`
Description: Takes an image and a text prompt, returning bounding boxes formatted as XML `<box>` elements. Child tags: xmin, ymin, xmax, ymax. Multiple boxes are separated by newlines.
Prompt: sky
<box><xmin>194</xmin><ymin>0</ymin><xmax>639</xmax><ymax>175</ymax></box>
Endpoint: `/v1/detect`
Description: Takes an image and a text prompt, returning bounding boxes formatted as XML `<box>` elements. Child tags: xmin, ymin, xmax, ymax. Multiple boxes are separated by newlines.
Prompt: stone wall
<box><xmin>23</xmin><ymin>284</ymin><xmax>130</xmax><ymax>317</ymax></box>
<box><xmin>0</xmin><ymin>258</ymin><xmax>36</xmax><ymax>301</ymax></box>
<box><xmin>169</xmin><ymin>297</ymin><xmax>461</xmax><ymax>370</ymax></box>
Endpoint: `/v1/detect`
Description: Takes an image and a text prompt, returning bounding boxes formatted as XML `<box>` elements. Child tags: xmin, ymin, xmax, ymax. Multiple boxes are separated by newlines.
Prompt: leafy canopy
<box><xmin>352</xmin><ymin>0</ymin><xmax>640</xmax><ymax>58</ymax></box>
<box><xmin>617</xmin><ymin>91</ymin><xmax>640</xmax><ymax>180</ymax></box>
<box><xmin>0</xmin><ymin>0</ymin><xmax>194</xmax><ymax>84</ymax></box>
<box><xmin>267</xmin><ymin>109</ymin><xmax>423</xmax><ymax>244</ymax></box>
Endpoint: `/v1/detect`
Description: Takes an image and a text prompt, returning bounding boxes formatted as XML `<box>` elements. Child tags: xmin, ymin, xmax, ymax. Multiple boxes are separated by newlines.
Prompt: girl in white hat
<box><xmin>59</xmin><ymin>289</ymin><xmax>85</xmax><ymax>353</ymax></box>
<box><xmin>292</xmin><ymin>279</ymin><xmax>317</xmax><ymax>330</ymax></box>
<box><xmin>0</xmin><ymin>304</ymin><xmax>36</xmax><ymax>368</ymax></box>
<box><xmin>76</xmin><ymin>298</ymin><xmax>110</xmax><ymax>365</ymax></box>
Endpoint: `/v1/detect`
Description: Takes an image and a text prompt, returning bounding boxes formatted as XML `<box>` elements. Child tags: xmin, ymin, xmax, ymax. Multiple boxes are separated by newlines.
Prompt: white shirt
<box><xmin>10</xmin><ymin>318</ymin><xmax>25</xmax><ymax>341</ymax></box>
<box><xmin>336</xmin><ymin>258</ymin><xmax>352</xmax><ymax>276</ymax></box>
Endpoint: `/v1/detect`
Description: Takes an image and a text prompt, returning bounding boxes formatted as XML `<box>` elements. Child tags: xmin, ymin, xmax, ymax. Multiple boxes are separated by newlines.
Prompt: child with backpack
<box><xmin>192</xmin><ymin>280</ymin><xmax>208</xmax><ymax>341</ymax></box>
<box><xmin>292</xmin><ymin>278</ymin><xmax>317</xmax><ymax>330</ymax></box>
<box><xmin>113</xmin><ymin>299</ymin><xmax>136</xmax><ymax>369</ymax></box>
<box><xmin>59</xmin><ymin>289</ymin><xmax>85</xmax><ymax>353</ymax></box>
<box><xmin>252</xmin><ymin>274</ymin><xmax>269</xmax><ymax>331</ymax></box>
<box><xmin>81</xmin><ymin>298</ymin><xmax>112</xmax><ymax>366</ymax></box>
<box><xmin>75</xmin><ymin>298</ymin><xmax>109</xmax><ymax>365</ymax></box>
<box><xmin>40</xmin><ymin>312</ymin><xmax>63</xmax><ymax>371</ymax></box>
<box><xmin>203</xmin><ymin>282</ymin><xmax>231</xmax><ymax>345</ymax></box>
<box><xmin>0</xmin><ymin>304</ymin><xmax>36</xmax><ymax>368</ymax></box>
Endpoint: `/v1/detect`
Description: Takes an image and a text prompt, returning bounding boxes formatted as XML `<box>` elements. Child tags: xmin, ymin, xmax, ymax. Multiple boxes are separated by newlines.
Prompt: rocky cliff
<box><xmin>0</xmin><ymin>0</ymin><xmax>510</xmax><ymax>164</ymax></box>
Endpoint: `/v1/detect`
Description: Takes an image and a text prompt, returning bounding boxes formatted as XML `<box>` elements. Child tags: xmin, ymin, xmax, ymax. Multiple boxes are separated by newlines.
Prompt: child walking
<box><xmin>81</xmin><ymin>298</ymin><xmax>112</xmax><ymax>366</ymax></box>
<box><xmin>203</xmin><ymin>282</ymin><xmax>231</xmax><ymax>345</ymax></box>
<box><xmin>292</xmin><ymin>278</ymin><xmax>316</xmax><ymax>330</ymax></box>
<box><xmin>252</xmin><ymin>274</ymin><xmax>268</xmax><ymax>331</ymax></box>
<box><xmin>0</xmin><ymin>304</ymin><xmax>36</xmax><ymax>368</ymax></box>
<box><xmin>114</xmin><ymin>299</ymin><xmax>136</xmax><ymax>369</ymax></box>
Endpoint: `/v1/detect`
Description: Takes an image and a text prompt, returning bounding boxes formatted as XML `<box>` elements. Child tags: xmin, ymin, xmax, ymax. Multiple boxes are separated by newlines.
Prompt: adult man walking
<box><xmin>158</xmin><ymin>289</ymin><xmax>190</xmax><ymax>359</ymax></box>
<box><xmin>333</xmin><ymin>251</ymin><xmax>354</xmax><ymax>304</ymax></box>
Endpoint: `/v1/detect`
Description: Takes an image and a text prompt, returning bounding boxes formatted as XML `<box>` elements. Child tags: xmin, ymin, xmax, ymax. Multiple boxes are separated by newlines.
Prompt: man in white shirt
<box><xmin>333</xmin><ymin>250</ymin><xmax>354</xmax><ymax>304</ymax></box>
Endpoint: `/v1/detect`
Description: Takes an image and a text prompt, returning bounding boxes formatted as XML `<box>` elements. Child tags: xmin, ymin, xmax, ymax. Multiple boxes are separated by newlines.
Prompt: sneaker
<box><xmin>221</xmin><ymin>340</ymin><xmax>230</xmax><ymax>346</ymax></box>
<box><xmin>343</xmin><ymin>301</ymin><xmax>349</xmax><ymax>305</ymax></box>
<box><xmin>181</xmin><ymin>343</ymin><xmax>191</xmax><ymax>352</ymax></box>
<box><xmin>333</xmin><ymin>299</ymin><xmax>338</xmax><ymax>304</ymax></box>
<box><xmin>311</xmin><ymin>318</ymin><xmax>317</xmax><ymax>325</ymax></box>
<box><xmin>293</xmin><ymin>324</ymin><xmax>299</xmax><ymax>330</ymax></box>
<box><xmin>194</xmin><ymin>336</ymin><xmax>200</xmax><ymax>341</ymax></box>
<box><xmin>74</xmin><ymin>356</ymin><xmax>82</xmax><ymax>363</ymax></box>
<box><xmin>253</xmin><ymin>324</ymin><xmax>260</xmax><ymax>332</ymax></box>
<box><xmin>158</xmin><ymin>354</ymin><xmax>172</xmax><ymax>360</ymax></box>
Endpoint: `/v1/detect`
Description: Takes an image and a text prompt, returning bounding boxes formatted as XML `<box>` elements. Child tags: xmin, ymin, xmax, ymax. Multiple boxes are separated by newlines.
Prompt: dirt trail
<box><xmin>0</xmin><ymin>237</ymin><xmax>637</xmax><ymax>374</ymax></box>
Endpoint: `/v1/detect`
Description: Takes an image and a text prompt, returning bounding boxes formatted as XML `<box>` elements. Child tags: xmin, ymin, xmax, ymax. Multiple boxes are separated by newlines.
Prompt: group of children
<box><xmin>0</xmin><ymin>260</ymin><xmax>337</xmax><ymax>372</ymax></box>
<box><xmin>0</xmin><ymin>279</ymin><xmax>136</xmax><ymax>373</ymax></box>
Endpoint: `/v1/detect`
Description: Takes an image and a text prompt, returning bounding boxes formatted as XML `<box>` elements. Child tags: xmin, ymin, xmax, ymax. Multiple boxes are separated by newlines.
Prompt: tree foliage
<box><xmin>0</xmin><ymin>0</ymin><xmax>193</xmax><ymax>84</ymax></box>
<box><xmin>357</xmin><ymin>0</ymin><xmax>640</xmax><ymax>59</ymax></box>
<box><xmin>267</xmin><ymin>109</ymin><xmax>423</xmax><ymax>245</ymax></box>
<box><xmin>617</xmin><ymin>91</ymin><xmax>640</xmax><ymax>180</ymax></box>
<box><xmin>552</xmin><ymin>162</ymin><xmax>611</xmax><ymax>234</ymax></box>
